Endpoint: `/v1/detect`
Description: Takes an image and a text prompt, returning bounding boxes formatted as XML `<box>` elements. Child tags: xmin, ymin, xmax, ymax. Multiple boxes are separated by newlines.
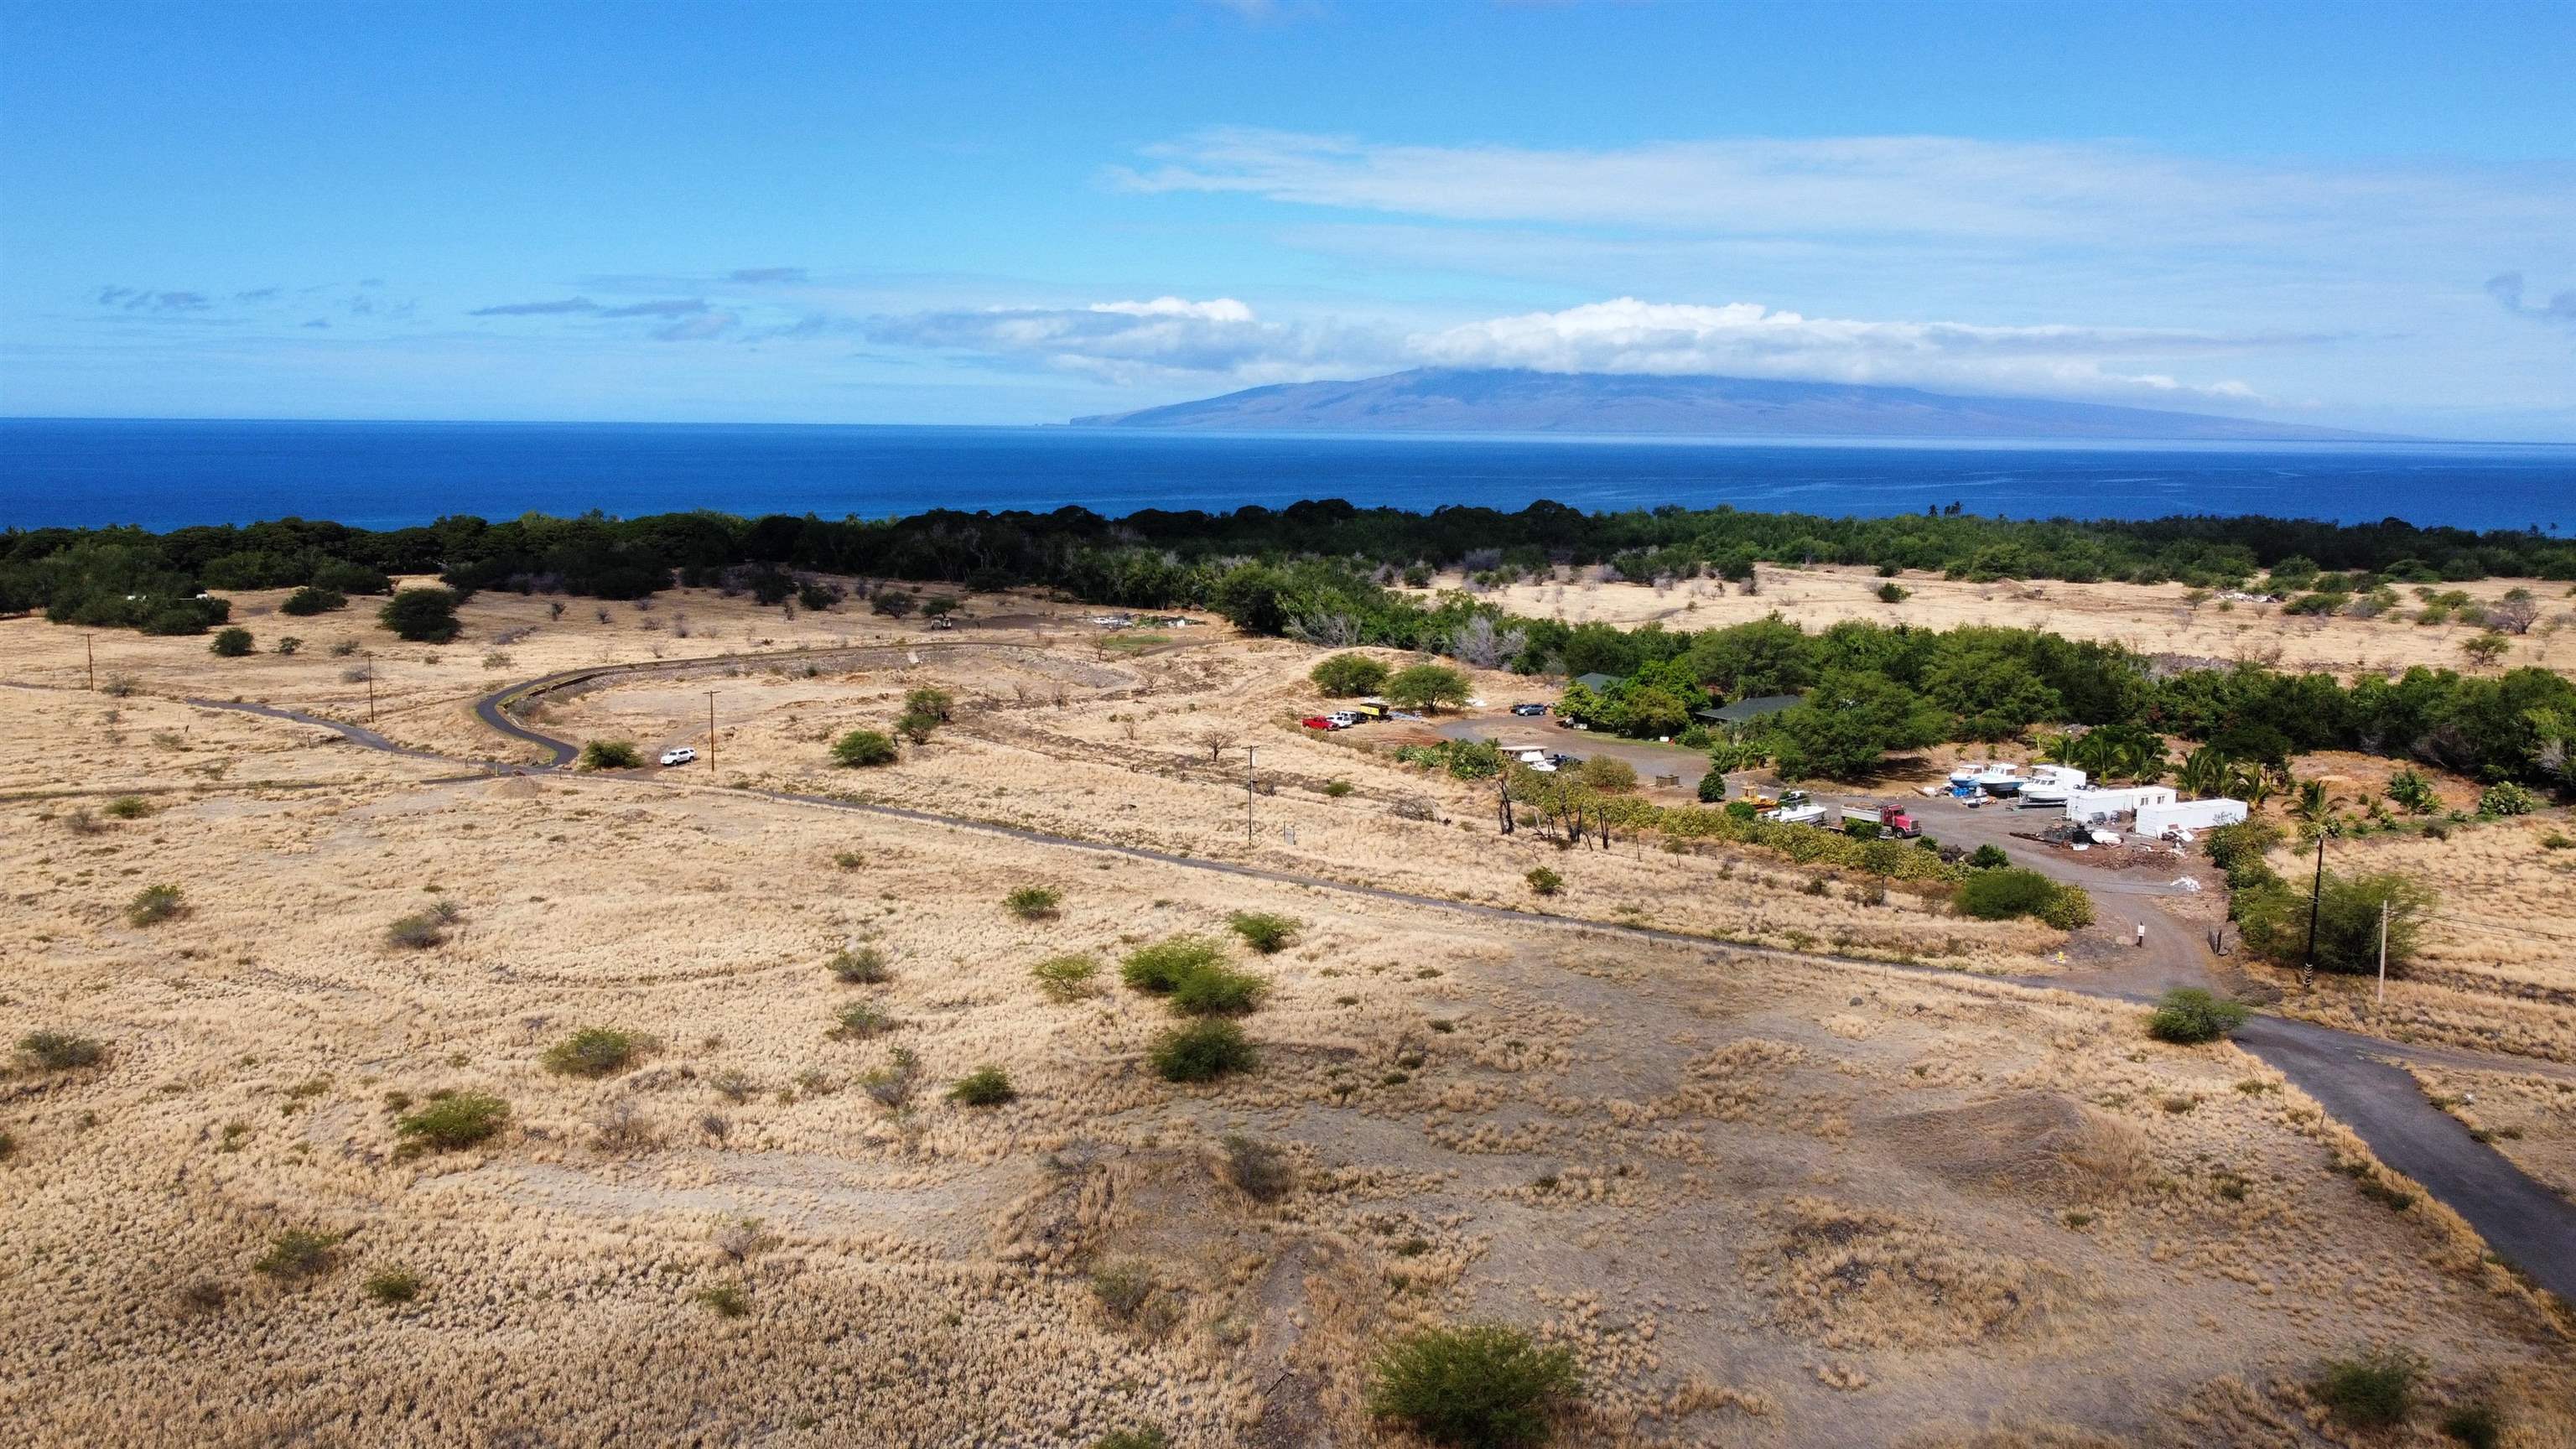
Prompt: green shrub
<box><xmin>16</xmin><ymin>1031</ymin><xmax>104</xmax><ymax>1072</ymax></box>
<box><xmin>832</xmin><ymin>1000</ymin><xmax>896</xmax><ymax>1039</ymax></box>
<box><xmin>1323</xmin><ymin>779</ymin><xmax>1355</xmax><ymax>798</ymax></box>
<box><xmin>1227</xmin><ymin>911</ymin><xmax>1301</xmax><ymax>954</ymax></box>
<box><xmin>102</xmin><ymin>795</ymin><xmax>153</xmax><ymax>819</ymax></box>
<box><xmin>2313</xmin><ymin>1346</ymin><xmax>2421</xmax><ymax>1430</ymax></box>
<box><xmin>1089</xmin><ymin>1259</ymin><xmax>1160</xmax><ymax>1322</ymax></box>
<box><xmin>1966</xmin><ymin>844</ymin><xmax>2010</xmax><ymax>870</ymax></box>
<box><xmin>363</xmin><ymin>1267</ymin><xmax>424</xmax><ymax>1305</ymax></box>
<box><xmin>860</xmin><ymin>1046</ymin><xmax>922</xmax><ymax>1109</ymax></box>
<box><xmin>1150</xmin><ymin>1020</ymin><xmax>1256</xmax><ymax>1083</ymax></box>
<box><xmin>2440</xmin><ymin>1401</ymin><xmax>2502</xmax><ymax>1449</ymax></box>
<box><xmin>827</xmin><ymin>946</ymin><xmax>891</xmax><ymax>984</ymax></box>
<box><xmin>124</xmin><ymin>883</ymin><xmax>184</xmax><ymax>926</ymax></box>
<box><xmin>1091</xmin><ymin>1429</ymin><xmax>1170</xmax><ymax>1449</ymax></box>
<box><xmin>1524</xmin><ymin>868</ymin><xmax>1562</xmax><ymax>897</ymax></box>
<box><xmin>1876</xmin><ymin>581</ymin><xmax>1910</xmax><ymax>603</ymax></box>
<box><xmin>948</xmin><ymin>1065</ymin><xmax>1015</xmax><ymax>1107</ymax></box>
<box><xmin>1310</xmin><ymin>652</ymin><xmax>1389</xmax><ymax>697</ymax></box>
<box><xmin>2146</xmin><ymin>988</ymin><xmax>2251</xmax><ymax>1044</ymax></box>
<box><xmin>2477</xmin><ymin>782</ymin><xmax>2535</xmax><ymax>818</ymax></box>
<box><xmin>280</xmin><ymin>585</ymin><xmax>347</xmax><ymax>615</ymax></box>
<box><xmin>542</xmin><ymin>1027</ymin><xmax>649</xmax><ymax>1078</ymax></box>
<box><xmin>1368</xmin><ymin>1322</ymin><xmax>1582</xmax><ymax>1448</ymax></box>
<box><xmin>2038</xmin><ymin>884</ymin><xmax>2096</xmax><ymax>930</ymax></box>
<box><xmin>1031</xmin><ymin>953</ymin><xmax>1102</xmax><ymax>1001</ymax></box>
<box><xmin>1169</xmin><ymin>965</ymin><xmax>1266</xmax><ymax>1017</ymax></box>
<box><xmin>830</xmin><ymin>729</ymin><xmax>898</xmax><ymax>767</ymax></box>
<box><xmin>385</xmin><ymin>913</ymin><xmax>447</xmax><ymax>949</ymax></box>
<box><xmin>1576</xmin><ymin>756</ymin><xmax>1636</xmax><ymax>792</ymax></box>
<box><xmin>1951</xmin><ymin>867</ymin><xmax>2059</xmax><ymax>921</ymax></box>
<box><xmin>1121</xmin><ymin>936</ymin><xmax>1228</xmax><ymax>994</ymax></box>
<box><xmin>394</xmin><ymin>1092</ymin><xmax>508</xmax><ymax>1153</ymax></box>
<box><xmin>577</xmin><ymin>739</ymin><xmax>642</xmax><ymax>770</ymax></box>
<box><xmin>254</xmin><ymin>1228</ymin><xmax>341</xmax><ymax>1283</ymax></box>
<box><xmin>695</xmin><ymin>1281</ymin><xmax>750</xmax><ymax>1317</ymax></box>
<box><xmin>2238</xmin><ymin>870</ymin><xmax>2436</xmax><ymax>975</ymax></box>
<box><xmin>379</xmin><ymin>586</ymin><xmax>462</xmax><ymax>643</ymax></box>
<box><xmin>274</xmin><ymin>636</ymin><xmax>301</xmax><ymax>654</ymax></box>
<box><xmin>209</xmin><ymin>626</ymin><xmax>254</xmax><ymax>657</ymax></box>
<box><xmin>1004</xmin><ymin>885</ymin><xmax>1062</xmax><ymax>921</ymax></box>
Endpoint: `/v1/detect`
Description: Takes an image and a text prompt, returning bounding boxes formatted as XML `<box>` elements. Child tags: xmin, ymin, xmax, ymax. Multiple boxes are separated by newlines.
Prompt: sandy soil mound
<box><xmin>1872</xmin><ymin>1093</ymin><xmax>2149</xmax><ymax>1202</ymax></box>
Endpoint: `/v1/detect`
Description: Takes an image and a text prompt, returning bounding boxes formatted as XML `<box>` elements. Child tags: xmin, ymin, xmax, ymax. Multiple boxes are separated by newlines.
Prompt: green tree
<box><xmin>831</xmin><ymin>729</ymin><xmax>898</xmax><ymax>766</ymax></box>
<box><xmin>208</xmin><ymin>626</ymin><xmax>254</xmax><ymax>657</ymax></box>
<box><xmin>1310</xmin><ymin>652</ymin><xmax>1390</xmax><ymax>697</ymax></box>
<box><xmin>1386</xmin><ymin>663</ymin><xmax>1472</xmax><ymax>713</ymax></box>
<box><xmin>1769</xmin><ymin>669</ymin><xmax>1945</xmax><ymax>781</ymax></box>
<box><xmin>379</xmin><ymin>587</ymin><xmax>462</xmax><ymax>643</ymax></box>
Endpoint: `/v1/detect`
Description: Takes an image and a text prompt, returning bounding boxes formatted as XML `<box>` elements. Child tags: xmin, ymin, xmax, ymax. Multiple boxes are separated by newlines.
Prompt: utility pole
<box><xmin>2375</xmin><ymin>896</ymin><xmax>2390</xmax><ymax>1008</ymax></box>
<box><xmin>1244</xmin><ymin>745</ymin><xmax>1256</xmax><ymax>848</ymax></box>
<box><xmin>2298</xmin><ymin>827</ymin><xmax>2328</xmax><ymax>995</ymax></box>
<box><xmin>706</xmin><ymin>689</ymin><xmax>719</xmax><ymax>776</ymax></box>
<box><xmin>85</xmin><ymin>634</ymin><xmax>96</xmax><ymax>691</ymax></box>
<box><xmin>363</xmin><ymin>651</ymin><xmax>377</xmax><ymax>724</ymax></box>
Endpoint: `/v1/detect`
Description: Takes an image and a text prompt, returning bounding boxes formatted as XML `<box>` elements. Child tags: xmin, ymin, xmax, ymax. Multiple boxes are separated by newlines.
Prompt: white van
<box><xmin>658</xmin><ymin>746</ymin><xmax>699</xmax><ymax>766</ymax></box>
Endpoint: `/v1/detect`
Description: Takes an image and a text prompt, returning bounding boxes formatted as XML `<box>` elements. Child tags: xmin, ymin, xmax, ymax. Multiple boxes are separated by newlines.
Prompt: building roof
<box><xmin>1572</xmin><ymin>673</ymin><xmax>1620</xmax><ymax>693</ymax></box>
<box><xmin>1701</xmin><ymin>693</ymin><xmax>1804</xmax><ymax>724</ymax></box>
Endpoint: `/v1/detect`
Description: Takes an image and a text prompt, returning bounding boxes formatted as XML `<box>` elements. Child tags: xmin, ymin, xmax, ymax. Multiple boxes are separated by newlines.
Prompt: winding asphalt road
<box><xmin>179</xmin><ymin>661</ymin><xmax>2576</xmax><ymax>1305</ymax></box>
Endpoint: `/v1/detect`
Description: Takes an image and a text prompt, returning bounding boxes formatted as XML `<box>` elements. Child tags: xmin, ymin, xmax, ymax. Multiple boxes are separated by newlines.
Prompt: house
<box><xmin>2065</xmin><ymin>785</ymin><xmax>2178</xmax><ymax>825</ymax></box>
<box><xmin>1692</xmin><ymin>693</ymin><xmax>1803</xmax><ymax>730</ymax></box>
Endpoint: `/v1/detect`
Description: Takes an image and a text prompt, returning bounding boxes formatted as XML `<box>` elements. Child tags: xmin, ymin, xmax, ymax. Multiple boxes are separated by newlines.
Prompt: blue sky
<box><xmin>3</xmin><ymin>0</ymin><xmax>2572</xmax><ymax>436</ymax></box>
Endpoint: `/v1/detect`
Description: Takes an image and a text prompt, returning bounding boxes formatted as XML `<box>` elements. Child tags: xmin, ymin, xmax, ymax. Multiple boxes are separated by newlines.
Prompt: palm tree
<box><xmin>2039</xmin><ymin>732</ymin><xmax>2079</xmax><ymax>766</ymax></box>
<box><xmin>2290</xmin><ymin>779</ymin><xmax>2345</xmax><ymax>840</ymax></box>
<box><xmin>2122</xmin><ymin>732</ymin><xmax>2172</xmax><ymax>785</ymax></box>
<box><xmin>2178</xmin><ymin>745</ymin><xmax>2232</xmax><ymax>797</ymax></box>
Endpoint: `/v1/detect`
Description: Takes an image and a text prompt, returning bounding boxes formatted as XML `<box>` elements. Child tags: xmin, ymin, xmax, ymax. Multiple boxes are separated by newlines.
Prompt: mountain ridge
<box><xmin>1068</xmin><ymin>368</ymin><xmax>2392</xmax><ymax>442</ymax></box>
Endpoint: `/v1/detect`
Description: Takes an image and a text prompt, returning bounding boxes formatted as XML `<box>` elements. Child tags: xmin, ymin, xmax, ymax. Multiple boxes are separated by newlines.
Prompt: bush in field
<box><xmin>578</xmin><ymin>739</ymin><xmax>642</xmax><ymax>770</ymax></box>
<box><xmin>103</xmin><ymin>795</ymin><xmax>153</xmax><ymax>819</ymax></box>
<box><xmin>832</xmin><ymin>1000</ymin><xmax>896</xmax><ymax>1039</ymax></box>
<box><xmin>542</xmin><ymin>1027</ymin><xmax>650</xmax><ymax>1078</ymax></box>
<box><xmin>2038</xmin><ymin>884</ymin><xmax>2096</xmax><ymax>930</ymax></box>
<box><xmin>1227</xmin><ymin>911</ymin><xmax>1301</xmax><ymax>953</ymax></box>
<box><xmin>2146</xmin><ymin>988</ymin><xmax>2251</xmax><ymax>1044</ymax></box>
<box><xmin>2477</xmin><ymin>782</ymin><xmax>2535</xmax><ymax>818</ymax></box>
<box><xmin>1091</xmin><ymin>1430</ymin><xmax>1170</xmax><ymax>1449</ymax></box>
<box><xmin>254</xmin><ymin>1229</ymin><xmax>342</xmax><ymax>1283</ymax></box>
<box><xmin>280</xmin><ymin>585</ymin><xmax>347</xmax><ymax>615</ymax></box>
<box><xmin>1150</xmin><ymin>1020</ymin><xmax>1255</xmax><ymax>1083</ymax></box>
<box><xmin>948</xmin><ymin>1065</ymin><xmax>1015</xmax><ymax>1107</ymax></box>
<box><xmin>385</xmin><ymin>912</ymin><xmax>448</xmax><ymax>949</ymax></box>
<box><xmin>1524</xmin><ymin>868</ymin><xmax>1562</xmax><ymax>897</ymax></box>
<box><xmin>1219</xmin><ymin>1132</ymin><xmax>1294</xmax><ymax>1201</ymax></box>
<box><xmin>1952</xmin><ymin>867</ymin><xmax>2059</xmax><ymax>921</ymax></box>
<box><xmin>860</xmin><ymin>1046</ymin><xmax>922</xmax><ymax>1109</ymax></box>
<box><xmin>124</xmin><ymin>883</ymin><xmax>184</xmax><ymax>926</ymax></box>
<box><xmin>2313</xmin><ymin>1346</ymin><xmax>2421</xmax><ymax>1430</ymax></box>
<box><xmin>209</xmin><ymin>626</ymin><xmax>254</xmax><ymax>657</ymax></box>
<box><xmin>1310</xmin><ymin>652</ymin><xmax>1389</xmax><ymax>697</ymax></box>
<box><xmin>1966</xmin><ymin>844</ymin><xmax>2010</xmax><ymax>870</ymax></box>
<box><xmin>831</xmin><ymin>729</ymin><xmax>898</xmax><ymax>767</ymax></box>
<box><xmin>1169</xmin><ymin>964</ymin><xmax>1266</xmax><ymax>1017</ymax></box>
<box><xmin>827</xmin><ymin>946</ymin><xmax>891</xmax><ymax>984</ymax></box>
<box><xmin>363</xmin><ymin>1267</ymin><xmax>424</xmax><ymax>1305</ymax></box>
<box><xmin>2238</xmin><ymin>870</ymin><xmax>2435</xmax><ymax>975</ymax></box>
<box><xmin>1031</xmin><ymin>953</ymin><xmax>1102</xmax><ymax>1001</ymax></box>
<box><xmin>17</xmin><ymin>1031</ymin><xmax>106</xmax><ymax>1072</ymax></box>
<box><xmin>394</xmin><ymin>1092</ymin><xmax>508</xmax><ymax>1153</ymax></box>
<box><xmin>1368</xmin><ymin>1322</ymin><xmax>1581</xmax><ymax>1448</ymax></box>
<box><xmin>1576</xmin><ymin>756</ymin><xmax>1637</xmax><ymax>792</ymax></box>
<box><xmin>1004</xmin><ymin>885</ymin><xmax>1062</xmax><ymax>921</ymax></box>
<box><xmin>1120</xmin><ymin>936</ymin><xmax>1228</xmax><ymax>994</ymax></box>
<box><xmin>379</xmin><ymin>586</ymin><xmax>462</xmax><ymax>643</ymax></box>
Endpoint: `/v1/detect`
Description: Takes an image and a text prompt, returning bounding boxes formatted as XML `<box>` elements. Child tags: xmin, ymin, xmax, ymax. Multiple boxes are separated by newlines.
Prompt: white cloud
<box><xmin>861</xmin><ymin>296</ymin><xmax>1394</xmax><ymax>383</ymax></box>
<box><xmin>1114</xmin><ymin>128</ymin><xmax>2576</xmax><ymax>256</ymax></box>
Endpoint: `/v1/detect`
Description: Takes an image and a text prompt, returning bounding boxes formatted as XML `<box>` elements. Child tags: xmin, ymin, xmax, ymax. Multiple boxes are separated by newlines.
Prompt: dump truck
<box><xmin>1840</xmin><ymin>803</ymin><xmax>1921</xmax><ymax>839</ymax></box>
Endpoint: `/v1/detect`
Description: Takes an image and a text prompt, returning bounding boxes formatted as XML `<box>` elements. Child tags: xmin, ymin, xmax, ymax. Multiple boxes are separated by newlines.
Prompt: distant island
<box><xmin>1071</xmin><ymin>367</ymin><xmax>2390</xmax><ymax>443</ymax></box>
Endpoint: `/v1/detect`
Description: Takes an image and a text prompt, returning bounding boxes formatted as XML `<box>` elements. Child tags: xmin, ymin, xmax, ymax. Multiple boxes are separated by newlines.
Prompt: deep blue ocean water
<box><xmin>3</xmin><ymin>418</ymin><xmax>2572</xmax><ymax>533</ymax></box>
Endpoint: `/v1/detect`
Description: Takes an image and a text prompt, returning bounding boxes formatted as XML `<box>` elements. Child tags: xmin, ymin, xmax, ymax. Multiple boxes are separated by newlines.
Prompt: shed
<box><xmin>2065</xmin><ymin>785</ymin><xmax>2179</xmax><ymax>825</ymax></box>
<box><xmin>2136</xmin><ymin>797</ymin><xmax>2248</xmax><ymax>836</ymax></box>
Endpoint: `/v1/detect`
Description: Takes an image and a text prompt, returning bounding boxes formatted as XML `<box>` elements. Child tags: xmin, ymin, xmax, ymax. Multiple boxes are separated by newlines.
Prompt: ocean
<box><xmin>3</xmin><ymin>418</ymin><xmax>2573</xmax><ymax>534</ymax></box>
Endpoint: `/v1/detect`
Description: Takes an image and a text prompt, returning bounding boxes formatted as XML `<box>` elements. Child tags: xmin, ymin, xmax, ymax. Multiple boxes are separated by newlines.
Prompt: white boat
<box><xmin>1972</xmin><ymin>763</ymin><xmax>2025</xmax><ymax>796</ymax></box>
<box><xmin>2018</xmin><ymin>764</ymin><xmax>2085</xmax><ymax>806</ymax></box>
<box><xmin>1947</xmin><ymin>761</ymin><xmax>1990</xmax><ymax>787</ymax></box>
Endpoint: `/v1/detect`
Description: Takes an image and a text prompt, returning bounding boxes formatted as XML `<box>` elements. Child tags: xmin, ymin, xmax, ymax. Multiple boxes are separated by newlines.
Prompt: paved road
<box><xmin>178</xmin><ymin>667</ymin><xmax>2574</xmax><ymax>1304</ymax></box>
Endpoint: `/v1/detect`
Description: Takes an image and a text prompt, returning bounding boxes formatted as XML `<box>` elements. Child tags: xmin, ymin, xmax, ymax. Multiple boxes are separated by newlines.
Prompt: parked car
<box><xmin>658</xmin><ymin>746</ymin><xmax>698</xmax><ymax>766</ymax></box>
<box><xmin>1299</xmin><ymin>715</ymin><xmax>1336</xmax><ymax>730</ymax></box>
<box><xmin>1325</xmin><ymin>711</ymin><xmax>1363</xmax><ymax>729</ymax></box>
<box><xmin>1510</xmin><ymin>702</ymin><xmax>1549</xmax><ymax>716</ymax></box>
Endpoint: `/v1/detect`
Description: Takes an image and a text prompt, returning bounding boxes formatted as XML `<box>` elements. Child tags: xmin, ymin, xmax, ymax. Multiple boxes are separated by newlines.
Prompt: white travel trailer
<box><xmin>2136</xmin><ymin>797</ymin><xmax>2248</xmax><ymax>838</ymax></box>
<box><xmin>2065</xmin><ymin>785</ymin><xmax>2177</xmax><ymax>825</ymax></box>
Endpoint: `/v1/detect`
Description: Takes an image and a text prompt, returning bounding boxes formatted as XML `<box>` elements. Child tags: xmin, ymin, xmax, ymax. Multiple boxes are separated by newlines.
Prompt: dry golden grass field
<box><xmin>1405</xmin><ymin>566</ymin><xmax>2576</xmax><ymax>680</ymax></box>
<box><xmin>5</xmin><ymin>588</ymin><xmax>2573</xmax><ymax>1447</ymax></box>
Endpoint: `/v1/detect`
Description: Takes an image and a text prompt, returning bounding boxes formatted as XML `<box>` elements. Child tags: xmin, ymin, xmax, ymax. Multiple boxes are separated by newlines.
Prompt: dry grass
<box><xmin>2</xmin><ymin>597</ymin><xmax>2570</xmax><ymax>1447</ymax></box>
<box><xmin>2408</xmin><ymin>1063</ymin><xmax>2576</xmax><ymax>1201</ymax></box>
<box><xmin>1402</xmin><ymin>564</ymin><xmax>2576</xmax><ymax>679</ymax></box>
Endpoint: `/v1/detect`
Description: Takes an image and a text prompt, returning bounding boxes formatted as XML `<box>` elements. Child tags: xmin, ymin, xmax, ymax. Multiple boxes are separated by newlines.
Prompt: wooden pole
<box><xmin>2375</xmin><ymin>896</ymin><xmax>2390</xmax><ymax>1008</ymax></box>
<box><xmin>1244</xmin><ymin>746</ymin><xmax>1256</xmax><ymax>848</ymax></box>
<box><xmin>2298</xmin><ymin>828</ymin><xmax>2326</xmax><ymax>994</ymax></box>
<box><xmin>86</xmin><ymin>634</ymin><xmax>95</xmax><ymax>691</ymax></box>
<box><xmin>364</xmin><ymin>652</ymin><xmax>377</xmax><ymax>723</ymax></box>
<box><xmin>706</xmin><ymin>689</ymin><xmax>719</xmax><ymax>776</ymax></box>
